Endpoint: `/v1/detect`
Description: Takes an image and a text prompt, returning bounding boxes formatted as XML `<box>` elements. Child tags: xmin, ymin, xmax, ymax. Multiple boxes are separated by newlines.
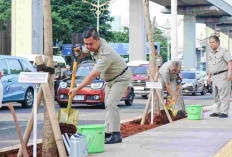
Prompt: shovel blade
<box><xmin>172</xmin><ymin>108</ymin><xmax>178</xmax><ymax>117</ymax></box>
<box><xmin>58</xmin><ymin>108</ymin><xmax>79</xmax><ymax>127</ymax></box>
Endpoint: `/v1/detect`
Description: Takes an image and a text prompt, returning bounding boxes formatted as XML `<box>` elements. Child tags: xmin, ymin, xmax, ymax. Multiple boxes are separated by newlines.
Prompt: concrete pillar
<box><xmin>205</xmin><ymin>24</ymin><xmax>215</xmax><ymax>72</ymax></box>
<box><xmin>229</xmin><ymin>30</ymin><xmax>232</xmax><ymax>54</ymax></box>
<box><xmin>171</xmin><ymin>0</ymin><xmax>178</xmax><ymax>60</ymax></box>
<box><xmin>11</xmin><ymin>0</ymin><xmax>43</xmax><ymax>56</ymax></box>
<box><xmin>32</xmin><ymin>0</ymin><xmax>43</xmax><ymax>54</ymax></box>
<box><xmin>129</xmin><ymin>0</ymin><xmax>146</xmax><ymax>61</ymax></box>
<box><xmin>228</xmin><ymin>32</ymin><xmax>231</xmax><ymax>53</ymax></box>
<box><xmin>183</xmin><ymin>15</ymin><xmax>197</xmax><ymax>70</ymax></box>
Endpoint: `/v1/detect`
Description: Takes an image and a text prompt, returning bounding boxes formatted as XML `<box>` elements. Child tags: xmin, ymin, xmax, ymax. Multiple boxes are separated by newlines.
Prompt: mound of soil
<box><xmin>121</xmin><ymin>110</ymin><xmax>186</xmax><ymax>138</ymax></box>
<box><xmin>2</xmin><ymin>110</ymin><xmax>185</xmax><ymax>156</ymax></box>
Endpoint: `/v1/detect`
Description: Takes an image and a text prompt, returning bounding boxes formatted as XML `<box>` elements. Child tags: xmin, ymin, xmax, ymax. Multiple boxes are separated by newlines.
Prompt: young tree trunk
<box><xmin>42</xmin><ymin>0</ymin><xmax>57</xmax><ymax>156</ymax></box>
<box><xmin>143</xmin><ymin>0</ymin><xmax>160</xmax><ymax>115</ymax></box>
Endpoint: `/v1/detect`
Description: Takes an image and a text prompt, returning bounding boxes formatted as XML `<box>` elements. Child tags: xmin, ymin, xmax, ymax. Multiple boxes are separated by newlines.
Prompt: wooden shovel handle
<box><xmin>8</xmin><ymin>104</ymin><xmax>29</xmax><ymax>157</ymax></box>
<box><xmin>67</xmin><ymin>61</ymin><xmax>78</xmax><ymax>112</ymax></box>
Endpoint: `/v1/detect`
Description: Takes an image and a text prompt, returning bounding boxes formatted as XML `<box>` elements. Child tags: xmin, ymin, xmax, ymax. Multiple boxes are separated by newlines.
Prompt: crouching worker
<box><xmin>157</xmin><ymin>60</ymin><xmax>183</xmax><ymax>115</ymax></box>
<box><xmin>69</xmin><ymin>27</ymin><xmax>131</xmax><ymax>144</ymax></box>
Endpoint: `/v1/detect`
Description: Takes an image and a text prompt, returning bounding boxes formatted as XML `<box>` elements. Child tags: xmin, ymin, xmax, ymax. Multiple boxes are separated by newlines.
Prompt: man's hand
<box><xmin>73</xmin><ymin>47</ymin><xmax>82</xmax><ymax>57</ymax></box>
<box><xmin>68</xmin><ymin>88</ymin><xmax>80</xmax><ymax>99</ymax></box>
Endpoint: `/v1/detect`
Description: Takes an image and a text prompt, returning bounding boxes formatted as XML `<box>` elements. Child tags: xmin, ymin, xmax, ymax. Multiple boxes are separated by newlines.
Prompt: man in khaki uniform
<box><xmin>154</xmin><ymin>45</ymin><xmax>163</xmax><ymax>73</ymax></box>
<box><xmin>208</xmin><ymin>35</ymin><xmax>232</xmax><ymax>118</ymax></box>
<box><xmin>69</xmin><ymin>27</ymin><xmax>131</xmax><ymax>144</ymax></box>
<box><xmin>158</xmin><ymin>61</ymin><xmax>183</xmax><ymax>112</ymax></box>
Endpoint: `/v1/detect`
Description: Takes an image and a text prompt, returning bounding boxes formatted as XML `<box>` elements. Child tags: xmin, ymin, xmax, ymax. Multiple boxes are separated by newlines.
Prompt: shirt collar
<box><xmin>98</xmin><ymin>38</ymin><xmax>105</xmax><ymax>53</ymax></box>
<box><xmin>212</xmin><ymin>46</ymin><xmax>220</xmax><ymax>54</ymax></box>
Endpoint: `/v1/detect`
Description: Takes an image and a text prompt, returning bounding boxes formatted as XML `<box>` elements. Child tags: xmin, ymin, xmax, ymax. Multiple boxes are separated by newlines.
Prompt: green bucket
<box><xmin>186</xmin><ymin>105</ymin><xmax>203</xmax><ymax>120</ymax></box>
<box><xmin>78</xmin><ymin>124</ymin><xmax>105</xmax><ymax>153</ymax></box>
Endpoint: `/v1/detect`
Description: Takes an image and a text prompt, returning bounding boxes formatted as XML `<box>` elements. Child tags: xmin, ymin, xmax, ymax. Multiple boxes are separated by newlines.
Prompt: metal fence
<box><xmin>0</xmin><ymin>20</ymin><xmax>11</xmax><ymax>55</ymax></box>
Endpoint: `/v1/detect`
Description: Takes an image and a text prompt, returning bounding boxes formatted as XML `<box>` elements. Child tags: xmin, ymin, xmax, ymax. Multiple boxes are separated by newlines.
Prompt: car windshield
<box><xmin>182</xmin><ymin>72</ymin><xmax>196</xmax><ymax>79</ymax></box>
<box><xmin>133</xmin><ymin>66</ymin><xmax>147</xmax><ymax>74</ymax></box>
<box><xmin>128</xmin><ymin>66</ymin><xmax>138</xmax><ymax>73</ymax></box>
<box><xmin>76</xmin><ymin>66</ymin><xmax>92</xmax><ymax>77</ymax></box>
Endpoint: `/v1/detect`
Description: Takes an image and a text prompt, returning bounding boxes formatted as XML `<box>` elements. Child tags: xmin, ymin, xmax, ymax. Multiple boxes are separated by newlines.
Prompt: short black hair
<box><xmin>154</xmin><ymin>45</ymin><xmax>158</xmax><ymax>50</ymax></box>
<box><xmin>209</xmin><ymin>35</ymin><xmax>220</xmax><ymax>43</ymax></box>
<box><xmin>82</xmin><ymin>27</ymin><xmax>99</xmax><ymax>40</ymax></box>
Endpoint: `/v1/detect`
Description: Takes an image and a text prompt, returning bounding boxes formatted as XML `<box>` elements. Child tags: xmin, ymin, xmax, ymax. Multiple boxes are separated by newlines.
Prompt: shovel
<box><xmin>165</xmin><ymin>84</ymin><xmax>179</xmax><ymax>117</ymax></box>
<box><xmin>171</xmin><ymin>84</ymin><xmax>179</xmax><ymax>117</ymax></box>
<box><xmin>58</xmin><ymin>51</ymin><xmax>82</xmax><ymax>127</ymax></box>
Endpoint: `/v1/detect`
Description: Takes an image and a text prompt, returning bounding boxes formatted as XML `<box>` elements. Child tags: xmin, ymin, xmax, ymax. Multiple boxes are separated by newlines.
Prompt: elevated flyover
<box><xmin>129</xmin><ymin>0</ymin><xmax>232</xmax><ymax>70</ymax></box>
<box><xmin>152</xmin><ymin>0</ymin><xmax>232</xmax><ymax>70</ymax></box>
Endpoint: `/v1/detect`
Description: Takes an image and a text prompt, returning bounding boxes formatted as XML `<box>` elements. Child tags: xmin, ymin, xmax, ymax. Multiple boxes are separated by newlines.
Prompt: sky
<box><xmin>225</xmin><ymin>0</ymin><xmax>232</xmax><ymax>6</ymax></box>
<box><xmin>109</xmin><ymin>0</ymin><xmax>206</xmax><ymax>48</ymax></box>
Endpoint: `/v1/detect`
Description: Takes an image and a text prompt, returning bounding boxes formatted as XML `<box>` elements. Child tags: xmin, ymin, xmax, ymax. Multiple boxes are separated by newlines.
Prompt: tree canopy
<box><xmin>110</xmin><ymin>26</ymin><xmax>129</xmax><ymax>43</ymax></box>
<box><xmin>153</xmin><ymin>26</ymin><xmax>168</xmax><ymax>62</ymax></box>
<box><xmin>0</xmin><ymin>0</ymin><xmax>11</xmax><ymax>30</ymax></box>
<box><xmin>51</xmin><ymin>0</ymin><xmax>114</xmax><ymax>44</ymax></box>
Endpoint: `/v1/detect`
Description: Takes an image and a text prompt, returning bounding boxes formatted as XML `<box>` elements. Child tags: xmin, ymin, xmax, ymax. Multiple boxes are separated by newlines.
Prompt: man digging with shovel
<box><xmin>69</xmin><ymin>27</ymin><xmax>131</xmax><ymax>144</ymax></box>
<box><xmin>158</xmin><ymin>60</ymin><xmax>184</xmax><ymax>116</ymax></box>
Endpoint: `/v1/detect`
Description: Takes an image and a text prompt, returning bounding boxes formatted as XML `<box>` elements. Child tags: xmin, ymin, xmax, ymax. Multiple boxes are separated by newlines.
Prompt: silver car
<box><xmin>181</xmin><ymin>71</ymin><xmax>206</xmax><ymax>96</ymax></box>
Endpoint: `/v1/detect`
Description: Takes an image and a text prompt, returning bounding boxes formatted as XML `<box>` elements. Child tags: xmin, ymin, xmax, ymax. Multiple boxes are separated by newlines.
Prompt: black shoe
<box><xmin>219</xmin><ymin>113</ymin><xmax>228</xmax><ymax>118</ymax></box>
<box><xmin>105</xmin><ymin>132</ymin><xmax>122</xmax><ymax>144</ymax></box>
<box><xmin>209</xmin><ymin>113</ymin><xmax>220</xmax><ymax>117</ymax></box>
<box><xmin>105</xmin><ymin>132</ymin><xmax>112</xmax><ymax>138</ymax></box>
<box><xmin>176</xmin><ymin>110</ymin><xmax>185</xmax><ymax>117</ymax></box>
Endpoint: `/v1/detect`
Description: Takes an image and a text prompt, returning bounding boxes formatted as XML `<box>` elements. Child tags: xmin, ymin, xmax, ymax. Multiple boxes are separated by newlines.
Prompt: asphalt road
<box><xmin>0</xmin><ymin>93</ymin><xmax>214</xmax><ymax>150</ymax></box>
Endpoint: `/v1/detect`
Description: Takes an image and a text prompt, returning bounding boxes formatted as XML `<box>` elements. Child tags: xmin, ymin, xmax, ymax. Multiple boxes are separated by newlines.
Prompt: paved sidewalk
<box><xmin>91</xmin><ymin>105</ymin><xmax>232</xmax><ymax>157</ymax></box>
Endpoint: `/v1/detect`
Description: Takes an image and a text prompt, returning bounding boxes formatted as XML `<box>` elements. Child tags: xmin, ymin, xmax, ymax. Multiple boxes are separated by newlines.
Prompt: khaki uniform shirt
<box><xmin>208</xmin><ymin>46</ymin><xmax>232</xmax><ymax>74</ymax></box>
<box><xmin>159</xmin><ymin>61</ymin><xmax>176</xmax><ymax>83</ymax></box>
<box><xmin>155</xmin><ymin>54</ymin><xmax>163</xmax><ymax>67</ymax></box>
<box><xmin>83</xmin><ymin>38</ymin><xmax>128</xmax><ymax>82</ymax></box>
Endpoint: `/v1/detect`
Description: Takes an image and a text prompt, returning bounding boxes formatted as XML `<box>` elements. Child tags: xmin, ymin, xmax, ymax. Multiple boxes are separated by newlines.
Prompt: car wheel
<box><xmin>58</xmin><ymin>102</ymin><xmax>68</xmax><ymax>108</ymax></box>
<box><xmin>142</xmin><ymin>95</ymin><xmax>148</xmax><ymax>99</ymax></box>
<box><xmin>125</xmin><ymin>89</ymin><xmax>135</xmax><ymax>106</ymax></box>
<box><xmin>192</xmin><ymin>87</ymin><xmax>197</xmax><ymax>96</ymax></box>
<box><xmin>209</xmin><ymin>89</ymin><xmax>213</xmax><ymax>94</ymax></box>
<box><xmin>100</xmin><ymin>103</ymin><xmax>106</xmax><ymax>109</ymax></box>
<box><xmin>201</xmin><ymin>87</ymin><xmax>206</xmax><ymax>95</ymax></box>
<box><xmin>21</xmin><ymin>88</ymin><xmax>34</xmax><ymax>108</ymax></box>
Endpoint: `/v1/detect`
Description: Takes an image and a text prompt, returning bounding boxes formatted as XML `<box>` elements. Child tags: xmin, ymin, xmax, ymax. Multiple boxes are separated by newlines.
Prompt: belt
<box><xmin>107</xmin><ymin>67</ymin><xmax>128</xmax><ymax>82</ymax></box>
<box><xmin>211</xmin><ymin>70</ymin><xmax>227</xmax><ymax>76</ymax></box>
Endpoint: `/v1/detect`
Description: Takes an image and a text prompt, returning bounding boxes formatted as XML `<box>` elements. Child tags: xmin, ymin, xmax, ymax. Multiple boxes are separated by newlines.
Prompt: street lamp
<box><xmin>82</xmin><ymin>0</ymin><xmax>110</xmax><ymax>32</ymax></box>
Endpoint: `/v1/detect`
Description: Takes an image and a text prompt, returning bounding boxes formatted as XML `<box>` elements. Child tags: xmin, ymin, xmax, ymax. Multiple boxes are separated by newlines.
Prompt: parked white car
<box><xmin>127</xmin><ymin>60</ymin><xmax>149</xmax><ymax>72</ymax></box>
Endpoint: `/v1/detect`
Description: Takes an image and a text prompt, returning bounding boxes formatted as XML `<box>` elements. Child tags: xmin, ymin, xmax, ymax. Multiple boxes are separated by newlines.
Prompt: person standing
<box><xmin>69</xmin><ymin>27</ymin><xmax>131</xmax><ymax>144</ymax></box>
<box><xmin>208</xmin><ymin>35</ymin><xmax>232</xmax><ymax>118</ymax></box>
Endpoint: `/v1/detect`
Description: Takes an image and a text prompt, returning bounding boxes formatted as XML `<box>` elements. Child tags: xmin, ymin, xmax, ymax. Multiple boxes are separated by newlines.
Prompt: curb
<box><xmin>0</xmin><ymin>116</ymin><xmax>142</xmax><ymax>154</ymax></box>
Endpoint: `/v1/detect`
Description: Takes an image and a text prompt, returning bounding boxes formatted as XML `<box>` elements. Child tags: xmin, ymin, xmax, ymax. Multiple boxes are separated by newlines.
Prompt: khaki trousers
<box><xmin>212</xmin><ymin>72</ymin><xmax>231</xmax><ymax>114</ymax></box>
<box><xmin>105</xmin><ymin>71</ymin><xmax>131</xmax><ymax>133</ymax></box>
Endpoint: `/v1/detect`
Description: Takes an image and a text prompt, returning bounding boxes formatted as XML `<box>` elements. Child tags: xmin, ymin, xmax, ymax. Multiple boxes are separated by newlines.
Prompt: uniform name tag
<box><xmin>146</xmin><ymin>82</ymin><xmax>162</xmax><ymax>89</ymax></box>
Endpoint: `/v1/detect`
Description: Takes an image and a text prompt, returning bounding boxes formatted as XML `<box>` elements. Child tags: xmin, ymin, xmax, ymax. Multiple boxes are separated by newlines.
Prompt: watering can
<box><xmin>70</xmin><ymin>133</ymin><xmax>92</xmax><ymax>157</ymax></box>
